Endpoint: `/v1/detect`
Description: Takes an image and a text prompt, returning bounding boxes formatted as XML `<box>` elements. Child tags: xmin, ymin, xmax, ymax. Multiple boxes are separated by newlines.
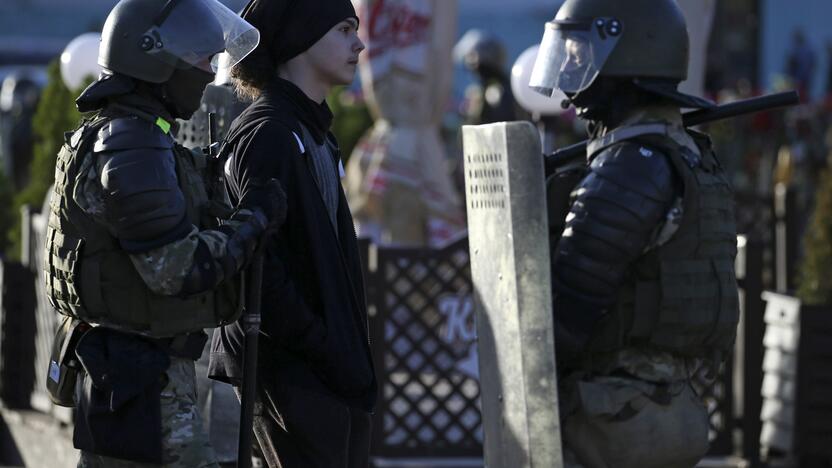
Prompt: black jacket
<box><xmin>208</xmin><ymin>79</ymin><xmax>377</xmax><ymax>412</ymax></box>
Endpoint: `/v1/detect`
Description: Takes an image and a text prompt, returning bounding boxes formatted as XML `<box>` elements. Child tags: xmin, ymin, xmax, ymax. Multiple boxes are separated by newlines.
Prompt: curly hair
<box><xmin>230</xmin><ymin>47</ymin><xmax>277</xmax><ymax>102</ymax></box>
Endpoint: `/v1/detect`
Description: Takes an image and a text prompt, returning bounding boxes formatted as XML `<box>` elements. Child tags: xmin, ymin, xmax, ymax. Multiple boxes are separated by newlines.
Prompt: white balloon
<box><xmin>60</xmin><ymin>32</ymin><xmax>103</xmax><ymax>90</ymax></box>
<box><xmin>510</xmin><ymin>45</ymin><xmax>567</xmax><ymax>116</ymax></box>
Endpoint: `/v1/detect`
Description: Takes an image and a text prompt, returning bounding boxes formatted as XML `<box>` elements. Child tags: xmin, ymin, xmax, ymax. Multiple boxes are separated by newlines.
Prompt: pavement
<box><xmin>0</xmin><ymin>405</ymin><xmax>752</xmax><ymax>468</ymax></box>
<box><xmin>0</xmin><ymin>407</ymin><xmax>78</xmax><ymax>468</ymax></box>
<box><xmin>0</xmin><ymin>342</ymin><xmax>243</xmax><ymax>468</ymax></box>
<box><xmin>0</xmin><ymin>362</ymin><xmax>242</xmax><ymax>468</ymax></box>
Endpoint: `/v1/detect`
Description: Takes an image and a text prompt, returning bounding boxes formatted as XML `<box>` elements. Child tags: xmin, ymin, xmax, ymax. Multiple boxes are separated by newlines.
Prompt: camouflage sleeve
<box><xmin>128</xmin><ymin>212</ymin><xmax>263</xmax><ymax>297</ymax></box>
<box><xmin>128</xmin><ymin>228</ymin><xmax>222</xmax><ymax>296</ymax></box>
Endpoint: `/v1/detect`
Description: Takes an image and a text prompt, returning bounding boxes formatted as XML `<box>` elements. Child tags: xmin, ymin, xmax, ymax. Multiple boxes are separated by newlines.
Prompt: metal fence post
<box><xmin>774</xmin><ymin>183</ymin><xmax>799</xmax><ymax>293</ymax></box>
<box><xmin>20</xmin><ymin>205</ymin><xmax>32</xmax><ymax>269</ymax></box>
<box><xmin>735</xmin><ymin>235</ymin><xmax>765</xmax><ymax>466</ymax></box>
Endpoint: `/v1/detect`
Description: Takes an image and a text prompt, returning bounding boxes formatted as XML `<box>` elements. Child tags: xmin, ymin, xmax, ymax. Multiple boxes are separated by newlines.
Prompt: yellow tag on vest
<box><xmin>155</xmin><ymin>117</ymin><xmax>171</xmax><ymax>134</ymax></box>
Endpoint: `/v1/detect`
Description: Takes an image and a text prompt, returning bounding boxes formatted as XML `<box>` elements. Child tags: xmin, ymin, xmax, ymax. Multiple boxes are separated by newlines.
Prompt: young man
<box><xmin>208</xmin><ymin>0</ymin><xmax>377</xmax><ymax>466</ymax></box>
<box><xmin>44</xmin><ymin>0</ymin><xmax>286</xmax><ymax>466</ymax></box>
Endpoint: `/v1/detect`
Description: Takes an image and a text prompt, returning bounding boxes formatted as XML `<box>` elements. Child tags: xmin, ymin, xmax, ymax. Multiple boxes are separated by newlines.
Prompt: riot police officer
<box><xmin>43</xmin><ymin>0</ymin><xmax>281</xmax><ymax>466</ymax></box>
<box><xmin>530</xmin><ymin>0</ymin><xmax>739</xmax><ymax>466</ymax></box>
<box><xmin>454</xmin><ymin>29</ymin><xmax>518</xmax><ymax>125</ymax></box>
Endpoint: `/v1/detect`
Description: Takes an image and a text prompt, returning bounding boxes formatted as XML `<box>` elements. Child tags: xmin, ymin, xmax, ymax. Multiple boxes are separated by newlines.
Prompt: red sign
<box><xmin>362</xmin><ymin>0</ymin><xmax>432</xmax><ymax>58</ymax></box>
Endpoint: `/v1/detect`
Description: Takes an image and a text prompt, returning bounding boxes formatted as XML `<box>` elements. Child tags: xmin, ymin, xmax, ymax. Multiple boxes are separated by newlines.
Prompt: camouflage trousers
<box><xmin>561</xmin><ymin>375</ymin><xmax>710</xmax><ymax>468</ymax></box>
<box><xmin>78</xmin><ymin>357</ymin><xmax>219</xmax><ymax>468</ymax></box>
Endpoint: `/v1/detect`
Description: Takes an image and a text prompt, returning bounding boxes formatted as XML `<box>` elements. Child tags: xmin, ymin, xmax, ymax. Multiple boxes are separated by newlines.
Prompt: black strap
<box><xmin>152</xmin><ymin>331</ymin><xmax>208</xmax><ymax>360</ymax></box>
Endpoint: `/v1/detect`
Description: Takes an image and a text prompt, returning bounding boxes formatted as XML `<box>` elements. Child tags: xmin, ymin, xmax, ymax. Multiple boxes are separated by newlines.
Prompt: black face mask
<box><xmin>566</xmin><ymin>77</ymin><xmax>621</xmax><ymax>124</ymax></box>
<box><xmin>567</xmin><ymin>77</ymin><xmax>657</xmax><ymax>131</ymax></box>
<box><xmin>161</xmin><ymin>66</ymin><xmax>215</xmax><ymax>119</ymax></box>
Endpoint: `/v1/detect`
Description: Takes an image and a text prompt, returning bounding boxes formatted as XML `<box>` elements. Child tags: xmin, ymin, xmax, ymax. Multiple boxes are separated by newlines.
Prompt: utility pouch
<box><xmin>73</xmin><ymin>327</ymin><xmax>170</xmax><ymax>463</ymax></box>
<box><xmin>46</xmin><ymin>316</ymin><xmax>90</xmax><ymax>407</ymax></box>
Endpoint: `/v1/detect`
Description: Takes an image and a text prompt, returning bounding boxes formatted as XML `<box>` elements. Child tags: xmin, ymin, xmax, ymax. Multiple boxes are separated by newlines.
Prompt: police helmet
<box><xmin>454</xmin><ymin>29</ymin><xmax>508</xmax><ymax>74</ymax></box>
<box><xmin>529</xmin><ymin>0</ymin><xmax>689</xmax><ymax>99</ymax></box>
<box><xmin>99</xmin><ymin>0</ymin><xmax>260</xmax><ymax>83</ymax></box>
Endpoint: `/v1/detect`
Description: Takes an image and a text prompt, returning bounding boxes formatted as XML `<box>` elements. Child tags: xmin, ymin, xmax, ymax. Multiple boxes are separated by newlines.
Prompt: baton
<box><xmin>208</xmin><ymin>112</ymin><xmax>217</xmax><ymax>155</ymax></box>
<box><xmin>237</xmin><ymin>253</ymin><xmax>263</xmax><ymax>468</ymax></box>
<box><xmin>544</xmin><ymin>90</ymin><xmax>801</xmax><ymax>175</ymax></box>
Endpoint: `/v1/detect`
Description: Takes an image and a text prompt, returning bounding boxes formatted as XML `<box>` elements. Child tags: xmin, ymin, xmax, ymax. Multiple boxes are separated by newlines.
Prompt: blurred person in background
<box><xmin>42</xmin><ymin>0</ymin><xmax>285</xmax><ymax>466</ymax></box>
<box><xmin>0</xmin><ymin>71</ymin><xmax>42</xmax><ymax>190</ymax></box>
<box><xmin>785</xmin><ymin>29</ymin><xmax>817</xmax><ymax>102</ymax></box>
<box><xmin>454</xmin><ymin>29</ymin><xmax>518</xmax><ymax>126</ymax></box>
<box><xmin>773</xmin><ymin>109</ymin><xmax>825</xmax><ymax>261</ymax></box>
<box><xmin>207</xmin><ymin>0</ymin><xmax>377</xmax><ymax>466</ymax></box>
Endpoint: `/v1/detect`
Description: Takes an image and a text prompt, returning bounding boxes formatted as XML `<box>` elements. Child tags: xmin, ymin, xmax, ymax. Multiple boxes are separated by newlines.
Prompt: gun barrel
<box><xmin>544</xmin><ymin>90</ymin><xmax>800</xmax><ymax>175</ymax></box>
<box><xmin>207</xmin><ymin>112</ymin><xmax>218</xmax><ymax>156</ymax></box>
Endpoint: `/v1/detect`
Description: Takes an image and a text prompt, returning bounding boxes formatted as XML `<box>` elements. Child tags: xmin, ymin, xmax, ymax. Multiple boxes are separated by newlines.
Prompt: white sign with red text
<box><xmin>354</xmin><ymin>0</ymin><xmax>433</xmax><ymax>77</ymax></box>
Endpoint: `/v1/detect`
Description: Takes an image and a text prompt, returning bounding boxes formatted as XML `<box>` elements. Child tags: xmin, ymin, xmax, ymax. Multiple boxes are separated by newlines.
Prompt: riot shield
<box><xmin>462</xmin><ymin>121</ymin><xmax>563</xmax><ymax>468</ymax></box>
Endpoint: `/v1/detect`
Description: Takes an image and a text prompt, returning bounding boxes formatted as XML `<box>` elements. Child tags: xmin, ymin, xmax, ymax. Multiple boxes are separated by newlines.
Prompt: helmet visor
<box><xmin>143</xmin><ymin>0</ymin><xmax>260</xmax><ymax>75</ymax></box>
<box><xmin>529</xmin><ymin>18</ymin><xmax>621</xmax><ymax>96</ymax></box>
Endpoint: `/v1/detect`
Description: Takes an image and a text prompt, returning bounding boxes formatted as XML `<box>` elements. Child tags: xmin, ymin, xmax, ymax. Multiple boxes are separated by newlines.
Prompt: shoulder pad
<box><xmin>100</xmin><ymin>143</ymin><xmax>189</xmax><ymax>252</ymax></box>
<box><xmin>589</xmin><ymin>141</ymin><xmax>677</xmax><ymax>201</ymax></box>
<box><xmin>93</xmin><ymin>116</ymin><xmax>173</xmax><ymax>153</ymax></box>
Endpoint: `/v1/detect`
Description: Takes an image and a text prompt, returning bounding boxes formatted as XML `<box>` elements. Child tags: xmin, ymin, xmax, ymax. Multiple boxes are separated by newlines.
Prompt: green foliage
<box><xmin>6</xmin><ymin>60</ymin><xmax>85</xmax><ymax>260</ymax></box>
<box><xmin>328</xmin><ymin>87</ymin><xmax>374</xmax><ymax>164</ymax></box>
<box><xmin>797</xmin><ymin>169</ymin><xmax>832</xmax><ymax>304</ymax></box>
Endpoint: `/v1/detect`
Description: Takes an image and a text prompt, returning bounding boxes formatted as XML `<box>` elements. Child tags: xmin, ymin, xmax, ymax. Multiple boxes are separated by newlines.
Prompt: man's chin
<box><xmin>338</xmin><ymin>64</ymin><xmax>360</xmax><ymax>84</ymax></box>
<box><xmin>322</xmin><ymin>70</ymin><xmax>357</xmax><ymax>90</ymax></box>
<box><xmin>337</xmin><ymin>72</ymin><xmax>356</xmax><ymax>87</ymax></box>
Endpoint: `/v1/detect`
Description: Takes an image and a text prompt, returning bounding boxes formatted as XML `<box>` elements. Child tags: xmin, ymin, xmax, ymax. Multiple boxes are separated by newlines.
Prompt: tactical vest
<box><xmin>44</xmin><ymin>114</ymin><xmax>241</xmax><ymax>338</ymax></box>
<box><xmin>584</xmin><ymin>123</ymin><xmax>739</xmax><ymax>359</ymax></box>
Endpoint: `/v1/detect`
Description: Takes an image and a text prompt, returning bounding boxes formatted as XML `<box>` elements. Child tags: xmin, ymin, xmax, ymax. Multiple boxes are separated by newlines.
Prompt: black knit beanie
<box><xmin>241</xmin><ymin>0</ymin><xmax>359</xmax><ymax>66</ymax></box>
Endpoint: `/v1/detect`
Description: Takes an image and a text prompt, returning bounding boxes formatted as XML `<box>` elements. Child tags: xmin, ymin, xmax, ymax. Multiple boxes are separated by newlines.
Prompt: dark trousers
<box><xmin>236</xmin><ymin>363</ymin><xmax>371</xmax><ymax>468</ymax></box>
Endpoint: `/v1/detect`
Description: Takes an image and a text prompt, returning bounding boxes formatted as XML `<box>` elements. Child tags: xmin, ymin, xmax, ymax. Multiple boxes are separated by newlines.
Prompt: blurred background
<box><xmin>1</xmin><ymin>1</ymin><xmax>832</xmax><ymax>467</ymax></box>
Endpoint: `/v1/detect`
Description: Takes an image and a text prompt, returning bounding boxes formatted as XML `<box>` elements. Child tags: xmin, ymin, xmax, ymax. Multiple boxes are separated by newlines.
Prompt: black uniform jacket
<box><xmin>208</xmin><ymin>79</ymin><xmax>377</xmax><ymax>412</ymax></box>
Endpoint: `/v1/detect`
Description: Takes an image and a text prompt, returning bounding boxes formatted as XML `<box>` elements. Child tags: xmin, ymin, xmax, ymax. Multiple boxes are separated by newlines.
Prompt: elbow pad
<box><xmin>554</xmin><ymin>142</ymin><xmax>678</xmax><ymax>303</ymax></box>
<box><xmin>96</xmin><ymin>117</ymin><xmax>190</xmax><ymax>252</ymax></box>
